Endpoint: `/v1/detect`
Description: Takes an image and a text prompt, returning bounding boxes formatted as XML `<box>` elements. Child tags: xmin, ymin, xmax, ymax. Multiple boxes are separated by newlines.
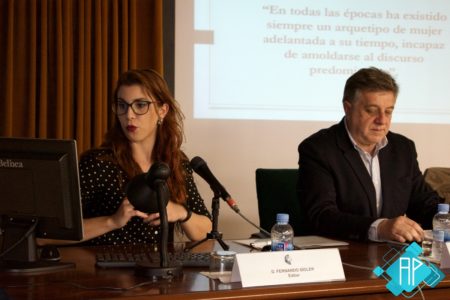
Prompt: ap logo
<box><xmin>373</xmin><ymin>242</ymin><xmax>445</xmax><ymax>297</ymax></box>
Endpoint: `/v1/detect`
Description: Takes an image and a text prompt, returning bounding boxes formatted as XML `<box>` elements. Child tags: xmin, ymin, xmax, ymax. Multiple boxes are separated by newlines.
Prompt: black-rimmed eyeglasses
<box><xmin>112</xmin><ymin>99</ymin><xmax>153</xmax><ymax>116</ymax></box>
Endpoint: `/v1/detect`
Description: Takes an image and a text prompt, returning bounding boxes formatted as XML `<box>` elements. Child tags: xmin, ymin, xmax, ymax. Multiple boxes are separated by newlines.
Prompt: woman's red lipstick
<box><xmin>126</xmin><ymin>125</ymin><xmax>137</xmax><ymax>132</ymax></box>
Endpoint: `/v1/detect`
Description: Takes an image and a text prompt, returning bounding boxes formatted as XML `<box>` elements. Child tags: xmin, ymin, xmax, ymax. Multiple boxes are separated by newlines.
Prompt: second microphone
<box><xmin>190</xmin><ymin>156</ymin><xmax>240</xmax><ymax>213</ymax></box>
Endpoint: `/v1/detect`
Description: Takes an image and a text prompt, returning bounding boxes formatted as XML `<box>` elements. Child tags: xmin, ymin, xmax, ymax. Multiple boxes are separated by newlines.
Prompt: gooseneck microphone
<box><xmin>190</xmin><ymin>156</ymin><xmax>240</xmax><ymax>213</ymax></box>
<box><xmin>126</xmin><ymin>162</ymin><xmax>182</xmax><ymax>279</ymax></box>
<box><xmin>190</xmin><ymin>156</ymin><xmax>270</xmax><ymax>237</ymax></box>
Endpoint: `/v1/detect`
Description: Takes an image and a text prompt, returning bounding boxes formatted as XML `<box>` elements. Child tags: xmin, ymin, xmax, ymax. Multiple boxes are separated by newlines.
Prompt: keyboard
<box><xmin>95</xmin><ymin>245</ymin><xmax>210</xmax><ymax>268</ymax></box>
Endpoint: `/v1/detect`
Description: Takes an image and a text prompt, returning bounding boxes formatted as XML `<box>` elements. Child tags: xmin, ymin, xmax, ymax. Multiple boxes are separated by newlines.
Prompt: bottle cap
<box><xmin>437</xmin><ymin>203</ymin><xmax>450</xmax><ymax>213</ymax></box>
<box><xmin>276</xmin><ymin>213</ymin><xmax>289</xmax><ymax>223</ymax></box>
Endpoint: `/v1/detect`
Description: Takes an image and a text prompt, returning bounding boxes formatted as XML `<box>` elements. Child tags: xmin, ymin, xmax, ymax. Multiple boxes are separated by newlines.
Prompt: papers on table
<box><xmin>233</xmin><ymin>235</ymin><xmax>349</xmax><ymax>250</ymax></box>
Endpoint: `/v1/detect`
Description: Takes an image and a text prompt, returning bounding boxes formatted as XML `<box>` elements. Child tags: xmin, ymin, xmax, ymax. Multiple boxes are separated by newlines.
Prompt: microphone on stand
<box><xmin>190</xmin><ymin>156</ymin><xmax>240</xmax><ymax>213</ymax></box>
<box><xmin>190</xmin><ymin>156</ymin><xmax>270</xmax><ymax>237</ymax></box>
<box><xmin>126</xmin><ymin>162</ymin><xmax>182</xmax><ymax>279</ymax></box>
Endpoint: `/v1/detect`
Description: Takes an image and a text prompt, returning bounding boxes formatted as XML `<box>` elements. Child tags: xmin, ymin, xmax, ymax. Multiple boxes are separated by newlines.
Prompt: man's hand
<box><xmin>378</xmin><ymin>216</ymin><xmax>424</xmax><ymax>243</ymax></box>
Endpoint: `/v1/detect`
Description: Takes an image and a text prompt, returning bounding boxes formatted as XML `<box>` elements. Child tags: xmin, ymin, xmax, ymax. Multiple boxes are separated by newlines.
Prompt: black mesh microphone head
<box><xmin>125</xmin><ymin>173</ymin><xmax>159</xmax><ymax>213</ymax></box>
<box><xmin>126</xmin><ymin>162</ymin><xmax>171</xmax><ymax>213</ymax></box>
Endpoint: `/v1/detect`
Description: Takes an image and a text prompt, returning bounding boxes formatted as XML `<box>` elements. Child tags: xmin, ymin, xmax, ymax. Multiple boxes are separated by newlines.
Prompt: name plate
<box><xmin>441</xmin><ymin>242</ymin><xmax>450</xmax><ymax>269</ymax></box>
<box><xmin>230</xmin><ymin>248</ymin><xmax>345</xmax><ymax>287</ymax></box>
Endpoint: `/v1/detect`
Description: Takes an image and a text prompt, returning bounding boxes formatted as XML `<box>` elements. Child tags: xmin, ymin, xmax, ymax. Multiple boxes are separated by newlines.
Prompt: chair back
<box><xmin>424</xmin><ymin>167</ymin><xmax>450</xmax><ymax>203</ymax></box>
<box><xmin>255</xmin><ymin>168</ymin><xmax>301</xmax><ymax>235</ymax></box>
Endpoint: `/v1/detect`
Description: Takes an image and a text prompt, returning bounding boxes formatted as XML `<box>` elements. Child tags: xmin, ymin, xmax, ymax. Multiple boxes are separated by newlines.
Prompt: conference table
<box><xmin>1</xmin><ymin>239</ymin><xmax>449</xmax><ymax>299</ymax></box>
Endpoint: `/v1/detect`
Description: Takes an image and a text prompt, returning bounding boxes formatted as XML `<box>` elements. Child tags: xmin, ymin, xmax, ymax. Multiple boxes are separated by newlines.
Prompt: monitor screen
<box><xmin>0</xmin><ymin>137</ymin><xmax>84</xmax><ymax>272</ymax></box>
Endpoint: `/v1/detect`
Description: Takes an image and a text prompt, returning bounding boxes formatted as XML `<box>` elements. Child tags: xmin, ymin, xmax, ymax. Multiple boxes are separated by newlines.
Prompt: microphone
<box><xmin>190</xmin><ymin>156</ymin><xmax>271</xmax><ymax>237</ymax></box>
<box><xmin>126</xmin><ymin>162</ymin><xmax>183</xmax><ymax>278</ymax></box>
<box><xmin>126</xmin><ymin>162</ymin><xmax>170</xmax><ymax>213</ymax></box>
<box><xmin>190</xmin><ymin>156</ymin><xmax>240</xmax><ymax>213</ymax></box>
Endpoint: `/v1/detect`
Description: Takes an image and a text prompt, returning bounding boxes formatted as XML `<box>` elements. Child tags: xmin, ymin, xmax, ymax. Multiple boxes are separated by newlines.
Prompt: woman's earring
<box><xmin>157</xmin><ymin>118</ymin><xmax>163</xmax><ymax>126</ymax></box>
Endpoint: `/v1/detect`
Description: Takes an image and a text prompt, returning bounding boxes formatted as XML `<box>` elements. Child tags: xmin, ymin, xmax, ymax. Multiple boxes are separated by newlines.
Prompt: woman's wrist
<box><xmin>179</xmin><ymin>205</ymin><xmax>192</xmax><ymax>223</ymax></box>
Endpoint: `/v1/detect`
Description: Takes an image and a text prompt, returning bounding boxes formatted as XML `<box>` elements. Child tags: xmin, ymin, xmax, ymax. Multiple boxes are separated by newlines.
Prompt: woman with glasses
<box><xmin>78</xmin><ymin>69</ymin><xmax>212</xmax><ymax>245</ymax></box>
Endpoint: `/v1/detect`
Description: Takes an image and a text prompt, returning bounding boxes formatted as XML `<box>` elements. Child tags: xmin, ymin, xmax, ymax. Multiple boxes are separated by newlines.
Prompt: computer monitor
<box><xmin>0</xmin><ymin>137</ymin><xmax>84</xmax><ymax>273</ymax></box>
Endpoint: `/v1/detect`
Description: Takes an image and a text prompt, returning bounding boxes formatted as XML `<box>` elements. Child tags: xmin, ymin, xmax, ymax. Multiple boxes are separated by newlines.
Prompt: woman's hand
<box><xmin>110</xmin><ymin>198</ymin><xmax>149</xmax><ymax>229</ymax></box>
<box><xmin>141</xmin><ymin>201</ymin><xmax>212</xmax><ymax>241</ymax></box>
<box><xmin>143</xmin><ymin>201</ymin><xmax>188</xmax><ymax>226</ymax></box>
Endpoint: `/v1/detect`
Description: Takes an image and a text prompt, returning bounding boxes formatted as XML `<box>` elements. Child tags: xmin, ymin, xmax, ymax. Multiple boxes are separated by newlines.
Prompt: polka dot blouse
<box><xmin>79</xmin><ymin>148</ymin><xmax>211</xmax><ymax>246</ymax></box>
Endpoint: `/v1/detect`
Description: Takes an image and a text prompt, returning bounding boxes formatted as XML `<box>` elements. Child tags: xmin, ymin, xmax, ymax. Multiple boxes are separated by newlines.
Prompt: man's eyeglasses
<box><xmin>113</xmin><ymin>99</ymin><xmax>153</xmax><ymax>116</ymax></box>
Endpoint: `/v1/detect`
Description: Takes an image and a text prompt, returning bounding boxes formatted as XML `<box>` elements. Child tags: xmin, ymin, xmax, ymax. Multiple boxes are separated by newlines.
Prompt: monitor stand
<box><xmin>0</xmin><ymin>217</ymin><xmax>75</xmax><ymax>273</ymax></box>
<box><xmin>0</xmin><ymin>260</ymin><xmax>75</xmax><ymax>273</ymax></box>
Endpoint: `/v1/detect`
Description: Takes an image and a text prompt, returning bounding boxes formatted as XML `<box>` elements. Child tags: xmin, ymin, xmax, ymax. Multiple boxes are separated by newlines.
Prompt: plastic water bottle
<box><xmin>432</xmin><ymin>203</ymin><xmax>450</xmax><ymax>260</ymax></box>
<box><xmin>271</xmin><ymin>213</ymin><xmax>294</xmax><ymax>251</ymax></box>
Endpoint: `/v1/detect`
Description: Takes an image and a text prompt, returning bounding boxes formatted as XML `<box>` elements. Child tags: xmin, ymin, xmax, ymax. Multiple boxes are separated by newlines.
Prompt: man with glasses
<box><xmin>297</xmin><ymin>67</ymin><xmax>441</xmax><ymax>243</ymax></box>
